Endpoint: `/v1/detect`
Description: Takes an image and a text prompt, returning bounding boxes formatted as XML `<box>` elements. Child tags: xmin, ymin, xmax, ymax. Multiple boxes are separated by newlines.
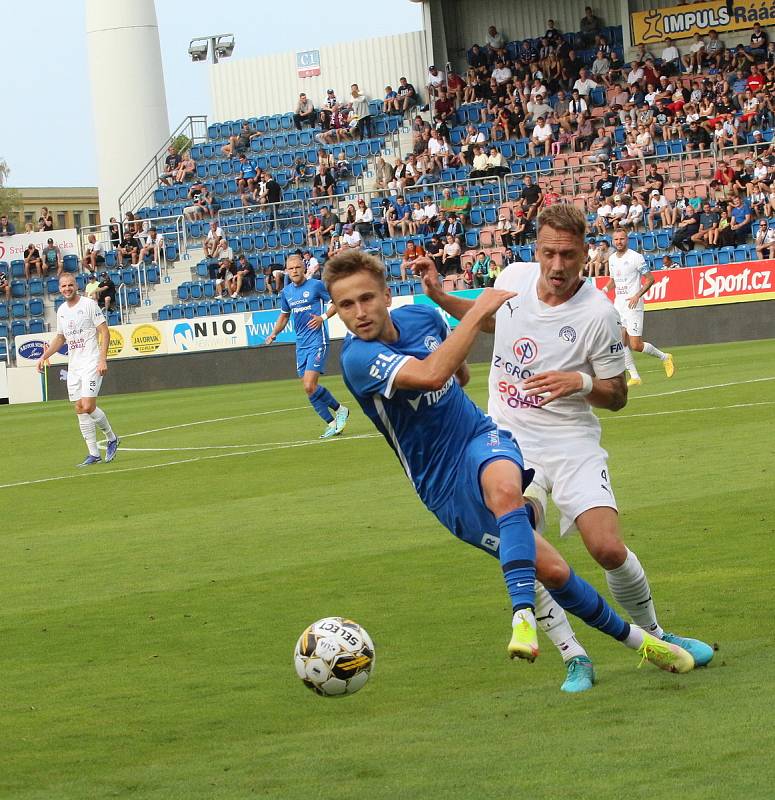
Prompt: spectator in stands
<box><xmin>319</xmin><ymin>89</ymin><xmax>338</xmax><ymax>130</ymax></box>
<box><xmin>728</xmin><ymin>195</ymin><xmax>753</xmax><ymax>244</ymax></box>
<box><xmin>486</xmin><ymin>145</ymin><xmax>510</xmax><ymax>177</ymax></box>
<box><xmin>573</xmin><ymin>67</ymin><xmax>598</xmax><ymax>101</ymax></box>
<box><xmin>183</xmin><ymin>181</ymin><xmax>208</xmax><ymax>221</ymax></box>
<box><xmin>138</xmin><ymin>227</ymin><xmax>164</xmax><ymax>264</ymax></box>
<box><xmin>95</xmin><ymin>270</ymin><xmax>116</xmax><ymax>311</ymax></box>
<box><xmin>661</xmin><ymin>254</ymin><xmax>681</xmax><ymax>269</ymax></box>
<box><xmin>446</xmin><ymin>69</ymin><xmax>465</xmax><ymax>107</ymax></box>
<box><xmin>485</xmin><ymin>24</ymin><xmax>506</xmax><ymax>60</ymax></box>
<box><xmin>468</xmin><ymin>44</ymin><xmax>489</xmax><ymax>71</ymax></box>
<box><xmin>0</xmin><ymin>215</ymin><xmax>16</xmax><ymax>236</ymax></box>
<box><xmin>173</xmin><ymin>152</ymin><xmax>196</xmax><ymax>184</ymax></box>
<box><xmin>383</xmin><ymin>85</ymin><xmax>398</xmax><ymax>115</ymax></box>
<box><xmin>426</xmin><ymin>65</ymin><xmax>445</xmax><ymax>102</ymax></box>
<box><xmin>236</xmin><ymin>153</ymin><xmax>259</xmax><ymax>199</ymax></box>
<box><xmin>577</xmin><ymin>6</ymin><xmax>603</xmax><ymax>49</ymax></box>
<box><xmin>262</xmin><ymin>172</ymin><xmax>282</xmax><ymax>206</ymax></box>
<box><xmin>223</xmin><ymin>121</ymin><xmax>258</xmax><ymax>157</ymax></box>
<box><xmin>750</xmin><ymin>23</ymin><xmax>769</xmax><ymax>61</ymax></box>
<box><xmin>395</xmin><ymin>77</ymin><xmax>418</xmax><ymax>115</ymax></box>
<box><xmin>595</xmin><ymin>196</ymin><xmax>613</xmax><ymax>234</ymax></box>
<box><xmin>644</xmin><ymin>163</ymin><xmax>665</xmax><ymax>194</ymax></box>
<box><xmin>213</xmin><ymin>258</ymin><xmax>235</xmax><ymax>298</ymax></box>
<box><xmin>587</xmin><ymin>239</ymin><xmax>609</xmax><ymax>277</ymax></box>
<box><xmin>229</xmin><ymin>254</ymin><xmax>256</xmax><ymax>297</ymax></box>
<box><xmin>399</xmin><ymin>241</ymin><xmax>424</xmax><ymax>280</ymax></box>
<box><xmin>319</xmin><ymin>206</ymin><xmax>340</xmax><ymax>240</ymax></box>
<box><xmin>671</xmin><ymin>207</ymin><xmax>701</xmax><ymax>252</ymax></box>
<box><xmin>518</xmin><ymin>174</ymin><xmax>543</xmax><ymax>220</ymax></box>
<box><xmin>374</xmin><ymin>156</ymin><xmax>394</xmax><ymax>192</ymax></box>
<box><xmin>293</xmin><ymin>92</ymin><xmax>316</xmax><ymax>130</ymax></box>
<box><xmin>692</xmin><ymin>201</ymin><xmax>721</xmax><ymax>248</ymax></box>
<box><xmin>38</xmin><ymin>207</ymin><xmax>54</xmax><ymax>231</ymax></box>
<box><xmin>687</xmin><ymin>119</ymin><xmax>711</xmax><ymax>152</ymax></box>
<box><xmin>621</xmin><ymin>193</ymin><xmax>645</xmax><ymax>230</ymax></box>
<box><xmin>626</xmin><ymin>61</ymin><xmax>644</xmax><ymax>87</ymax></box>
<box><xmin>754</xmin><ymin>220</ymin><xmax>775</xmax><ymax>259</ymax></box>
<box><xmin>307</xmin><ymin>213</ymin><xmax>323</xmax><ymax>247</ymax></box>
<box><xmin>704</xmin><ymin>30</ymin><xmax>725</xmax><ymax>70</ymax></box>
<box><xmin>585</xmin><ymin>126</ymin><xmax>611</xmax><ymax>164</ymax></box>
<box><xmin>204</xmin><ymin>221</ymin><xmax>225</xmax><ymax>259</ymax></box>
<box><xmin>23</xmin><ymin>242</ymin><xmax>44</xmax><ymax>279</ymax></box>
<box><xmin>441</xmin><ymin>233</ymin><xmax>461</xmax><ymax>277</ymax></box>
<box><xmin>436</xmin><ymin>211</ymin><xmax>464</xmax><ymax>242</ymax></box>
<box><xmin>529</xmin><ymin>116</ymin><xmax>554</xmax><ymax>157</ymax></box>
<box><xmin>713</xmin><ymin>160</ymin><xmax>736</xmax><ymax>186</ymax></box>
<box><xmin>390</xmin><ymin>157</ymin><xmax>416</xmax><ymax>193</ymax></box>
<box><xmin>41</xmin><ymin>238</ymin><xmax>63</xmax><ymax>276</ymax></box>
<box><xmin>82</xmin><ymin>234</ymin><xmax>106</xmax><ymax>275</ymax></box>
<box><xmin>469</xmin><ymin>252</ymin><xmax>490</xmax><ymax>287</ymax></box>
<box><xmin>302</xmin><ymin>251</ymin><xmax>321</xmax><ymax>280</ymax></box>
<box><xmin>312</xmin><ymin>166</ymin><xmax>336</xmax><ymax>199</ymax></box>
<box><xmin>349</xmin><ymin>83</ymin><xmax>372</xmax><ymax>140</ymax></box>
<box><xmin>107</xmin><ymin>217</ymin><xmax>121</xmax><ymax>250</ymax></box>
<box><xmin>572</xmin><ymin>112</ymin><xmax>595</xmax><ymax>152</ymax></box>
<box><xmin>460</xmin><ymin>124</ymin><xmax>487</xmax><ymax>165</ymax></box>
<box><xmin>388</xmin><ymin>195</ymin><xmax>412</xmax><ymax>238</ymax></box>
<box><xmin>661</xmin><ymin>37</ymin><xmax>681</xmax><ymax>76</ymax></box>
<box><xmin>447</xmin><ymin>185</ymin><xmax>469</xmax><ymax>222</ymax></box>
<box><xmin>590</xmin><ymin>50</ymin><xmax>611</xmax><ymax>86</ymax></box>
<box><xmin>682</xmin><ymin>34</ymin><xmax>706</xmax><ymax>74</ymax></box>
<box><xmin>117</xmin><ymin>230</ymin><xmax>139</xmax><ymax>266</ymax></box>
<box><xmin>648</xmin><ymin>190</ymin><xmax>671</xmax><ymax>231</ymax></box>
<box><xmin>609</xmin><ymin>195</ymin><xmax>629</xmax><ymax>229</ymax></box>
<box><xmin>316</xmin><ymin>104</ymin><xmax>351</xmax><ymax>144</ymax></box>
<box><xmin>85</xmin><ymin>272</ymin><xmax>101</xmax><ymax>300</ymax></box>
<box><xmin>485</xmin><ymin>258</ymin><xmax>503</xmax><ymax>286</ymax></box>
<box><xmin>353</xmin><ymin>198</ymin><xmax>374</xmax><ymax>238</ymax></box>
<box><xmin>159</xmin><ymin>146</ymin><xmax>181</xmax><ymax>186</ymax></box>
<box><xmin>469</xmin><ymin>145</ymin><xmax>489</xmax><ymax>178</ymax></box>
<box><xmin>425</xmin><ymin>234</ymin><xmax>443</xmax><ymax>273</ymax></box>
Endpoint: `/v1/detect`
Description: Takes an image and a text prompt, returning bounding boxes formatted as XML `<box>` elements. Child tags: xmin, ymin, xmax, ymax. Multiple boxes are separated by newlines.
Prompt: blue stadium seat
<box><xmin>63</xmin><ymin>254</ymin><xmax>79</xmax><ymax>272</ymax></box>
<box><xmin>28</xmin><ymin>278</ymin><xmax>44</xmax><ymax>296</ymax></box>
<box><xmin>11</xmin><ymin>280</ymin><xmax>26</xmax><ymax>298</ymax></box>
<box><xmin>0</xmin><ymin>302</ymin><xmax>8</xmax><ymax>320</ymax></box>
<box><xmin>28</xmin><ymin>298</ymin><xmax>44</xmax><ymax>316</ymax></box>
<box><xmin>10</xmin><ymin>260</ymin><xmax>25</xmax><ymax>278</ymax></box>
<box><xmin>158</xmin><ymin>306</ymin><xmax>172</xmax><ymax>321</ymax></box>
<box><xmin>11</xmin><ymin>319</ymin><xmax>27</xmax><ymax>337</ymax></box>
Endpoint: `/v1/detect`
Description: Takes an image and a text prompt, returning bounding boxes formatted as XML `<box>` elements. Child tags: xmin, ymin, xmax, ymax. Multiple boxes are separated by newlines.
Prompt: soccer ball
<box><xmin>293</xmin><ymin>617</ymin><xmax>375</xmax><ymax>697</ymax></box>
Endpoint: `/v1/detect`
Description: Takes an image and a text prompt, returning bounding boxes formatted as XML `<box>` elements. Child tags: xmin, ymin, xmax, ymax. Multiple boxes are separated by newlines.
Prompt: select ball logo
<box><xmin>512</xmin><ymin>337</ymin><xmax>538</xmax><ymax>365</ymax></box>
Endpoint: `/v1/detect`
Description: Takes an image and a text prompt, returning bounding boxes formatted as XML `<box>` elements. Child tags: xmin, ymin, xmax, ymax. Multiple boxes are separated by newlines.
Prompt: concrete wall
<box><xmin>43</xmin><ymin>301</ymin><xmax>775</xmax><ymax>401</ymax></box>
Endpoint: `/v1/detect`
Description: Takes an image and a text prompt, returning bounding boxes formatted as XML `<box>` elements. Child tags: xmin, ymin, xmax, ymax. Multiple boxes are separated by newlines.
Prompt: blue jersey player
<box><xmin>324</xmin><ymin>249</ymin><xmax>695</xmax><ymax>675</ymax></box>
<box><xmin>266</xmin><ymin>255</ymin><xmax>349</xmax><ymax>438</ymax></box>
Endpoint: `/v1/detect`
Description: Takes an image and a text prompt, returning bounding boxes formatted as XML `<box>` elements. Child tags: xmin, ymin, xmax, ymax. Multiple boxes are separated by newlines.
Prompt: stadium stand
<box><xmin>3</xmin><ymin>15</ymin><xmax>775</xmax><ymax>356</ymax></box>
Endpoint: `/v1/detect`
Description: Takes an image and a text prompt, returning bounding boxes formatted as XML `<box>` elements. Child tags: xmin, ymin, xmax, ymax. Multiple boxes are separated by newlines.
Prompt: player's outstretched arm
<box><xmin>411</xmin><ymin>257</ymin><xmax>496</xmax><ymax>333</ymax></box>
<box><xmin>36</xmin><ymin>334</ymin><xmax>66</xmax><ymax>373</ymax></box>
<box><xmin>393</xmin><ymin>288</ymin><xmax>515</xmax><ymax>392</ymax></box>
<box><xmin>265</xmin><ymin>312</ymin><xmax>290</xmax><ymax>344</ymax></box>
<box><xmin>523</xmin><ymin>371</ymin><xmax>627</xmax><ymax>411</ymax></box>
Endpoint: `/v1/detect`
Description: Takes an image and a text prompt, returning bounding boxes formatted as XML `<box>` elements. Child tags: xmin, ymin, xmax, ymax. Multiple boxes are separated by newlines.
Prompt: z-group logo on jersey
<box><xmin>559</xmin><ymin>325</ymin><xmax>577</xmax><ymax>343</ymax></box>
<box><xmin>512</xmin><ymin>337</ymin><xmax>538</xmax><ymax>365</ymax></box>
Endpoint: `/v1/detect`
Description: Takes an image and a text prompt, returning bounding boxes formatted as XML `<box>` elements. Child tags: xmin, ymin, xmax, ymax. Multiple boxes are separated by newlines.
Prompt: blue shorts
<box><xmin>432</xmin><ymin>427</ymin><xmax>532</xmax><ymax>558</ymax></box>
<box><xmin>296</xmin><ymin>343</ymin><xmax>328</xmax><ymax>377</ymax></box>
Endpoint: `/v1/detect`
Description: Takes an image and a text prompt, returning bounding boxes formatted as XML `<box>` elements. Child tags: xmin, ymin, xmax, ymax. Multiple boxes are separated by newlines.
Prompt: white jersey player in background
<box><xmin>605</xmin><ymin>229</ymin><xmax>674</xmax><ymax>386</ymax></box>
<box><xmin>416</xmin><ymin>205</ymin><xmax>712</xmax><ymax>693</ymax></box>
<box><xmin>37</xmin><ymin>273</ymin><xmax>120</xmax><ymax>467</ymax></box>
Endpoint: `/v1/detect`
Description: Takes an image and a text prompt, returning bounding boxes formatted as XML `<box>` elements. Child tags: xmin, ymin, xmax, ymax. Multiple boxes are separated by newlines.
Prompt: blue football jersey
<box><xmin>341</xmin><ymin>304</ymin><xmax>495</xmax><ymax>511</ymax></box>
<box><xmin>280</xmin><ymin>278</ymin><xmax>330</xmax><ymax>351</ymax></box>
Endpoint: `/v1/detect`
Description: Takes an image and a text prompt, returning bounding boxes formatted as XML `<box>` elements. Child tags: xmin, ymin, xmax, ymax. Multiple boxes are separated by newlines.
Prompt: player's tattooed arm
<box><xmin>590</xmin><ymin>372</ymin><xmax>627</xmax><ymax>411</ymax></box>
<box><xmin>523</xmin><ymin>371</ymin><xmax>627</xmax><ymax>410</ymax></box>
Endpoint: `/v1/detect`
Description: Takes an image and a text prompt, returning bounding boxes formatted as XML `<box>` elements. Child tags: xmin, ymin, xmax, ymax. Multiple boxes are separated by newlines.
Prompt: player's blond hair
<box><xmin>323</xmin><ymin>250</ymin><xmax>387</xmax><ymax>291</ymax></box>
<box><xmin>537</xmin><ymin>204</ymin><xmax>587</xmax><ymax>241</ymax></box>
<box><xmin>286</xmin><ymin>253</ymin><xmax>304</xmax><ymax>269</ymax></box>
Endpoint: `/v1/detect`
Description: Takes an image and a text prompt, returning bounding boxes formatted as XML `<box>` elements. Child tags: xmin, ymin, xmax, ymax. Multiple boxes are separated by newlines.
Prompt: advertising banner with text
<box><xmin>631</xmin><ymin>0</ymin><xmax>772</xmax><ymax>45</ymax></box>
<box><xmin>0</xmin><ymin>228</ymin><xmax>79</xmax><ymax>262</ymax></box>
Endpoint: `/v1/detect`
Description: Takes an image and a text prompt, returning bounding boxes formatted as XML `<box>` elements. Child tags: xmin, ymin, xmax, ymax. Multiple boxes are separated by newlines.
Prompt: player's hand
<box><xmin>36</xmin><ymin>357</ymin><xmax>47</xmax><ymax>374</ymax></box>
<box><xmin>97</xmin><ymin>359</ymin><xmax>108</xmax><ymax>377</ymax></box>
<box><xmin>264</xmin><ymin>333</ymin><xmax>276</xmax><ymax>345</ymax></box>
<box><xmin>307</xmin><ymin>314</ymin><xmax>324</xmax><ymax>330</ymax></box>
<box><xmin>471</xmin><ymin>287</ymin><xmax>518</xmax><ymax>319</ymax></box>
<box><xmin>411</xmin><ymin>256</ymin><xmax>441</xmax><ymax>297</ymax></box>
<box><xmin>523</xmin><ymin>370</ymin><xmax>586</xmax><ymax>406</ymax></box>
<box><xmin>627</xmin><ymin>294</ymin><xmax>639</xmax><ymax>309</ymax></box>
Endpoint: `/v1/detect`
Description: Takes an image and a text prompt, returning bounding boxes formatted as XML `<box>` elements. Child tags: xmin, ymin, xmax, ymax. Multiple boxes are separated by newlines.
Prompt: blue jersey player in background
<box><xmin>323</xmin><ymin>249</ymin><xmax>695</xmax><ymax>676</ymax></box>
<box><xmin>266</xmin><ymin>254</ymin><xmax>349</xmax><ymax>439</ymax></box>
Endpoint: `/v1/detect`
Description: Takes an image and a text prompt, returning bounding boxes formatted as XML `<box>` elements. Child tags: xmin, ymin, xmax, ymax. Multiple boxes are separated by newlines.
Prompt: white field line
<box><xmin>630</xmin><ymin>376</ymin><xmax>775</xmax><ymax>400</ymax></box>
<box><xmin>602</xmin><ymin>400</ymin><xmax>775</xmax><ymax>422</ymax></box>
<box><xmin>3</xmin><ymin>375</ymin><xmax>773</xmax><ymax>491</ymax></box>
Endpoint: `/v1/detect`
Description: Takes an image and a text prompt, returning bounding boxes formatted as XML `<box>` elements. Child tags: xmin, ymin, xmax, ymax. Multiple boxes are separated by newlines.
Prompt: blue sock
<box><xmin>548</xmin><ymin>569</ymin><xmax>630</xmax><ymax>641</ymax></box>
<box><xmin>316</xmin><ymin>385</ymin><xmax>340</xmax><ymax>411</ymax></box>
<box><xmin>497</xmin><ymin>507</ymin><xmax>536</xmax><ymax>612</ymax></box>
<box><xmin>309</xmin><ymin>387</ymin><xmax>334</xmax><ymax>423</ymax></box>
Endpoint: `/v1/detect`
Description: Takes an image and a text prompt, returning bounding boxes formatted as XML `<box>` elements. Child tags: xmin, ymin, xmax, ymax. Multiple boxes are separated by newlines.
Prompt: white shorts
<box><xmin>523</xmin><ymin>438</ymin><xmax>618</xmax><ymax>537</ymax></box>
<box><xmin>615</xmin><ymin>301</ymin><xmax>644</xmax><ymax>337</ymax></box>
<box><xmin>67</xmin><ymin>366</ymin><xmax>102</xmax><ymax>402</ymax></box>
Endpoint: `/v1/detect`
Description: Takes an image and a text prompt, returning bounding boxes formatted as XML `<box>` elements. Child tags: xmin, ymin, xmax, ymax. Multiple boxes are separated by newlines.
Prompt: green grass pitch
<box><xmin>1</xmin><ymin>339</ymin><xmax>774</xmax><ymax>799</ymax></box>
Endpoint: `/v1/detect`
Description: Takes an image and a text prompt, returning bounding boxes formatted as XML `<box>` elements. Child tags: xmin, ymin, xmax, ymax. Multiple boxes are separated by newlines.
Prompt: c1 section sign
<box><xmin>296</xmin><ymin>50</ymin><xmax>321</xmax><ymax>78</ymax></box>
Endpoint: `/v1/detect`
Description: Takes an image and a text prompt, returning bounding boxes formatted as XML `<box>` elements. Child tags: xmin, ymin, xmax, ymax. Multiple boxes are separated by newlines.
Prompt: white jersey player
<box><xmin>416</xmin><ymin>204</ymin><xmax>712</xmax><ymax>693</ymax></box>
<box><xmin>605</xmin><ymin>229</ymin><xmax>674</xmax><ymax>386</ymax></box>
<box><xmin>37</xmin><ymin>273</ymin><xmax>120</xmax><ymax>466</ymax></box>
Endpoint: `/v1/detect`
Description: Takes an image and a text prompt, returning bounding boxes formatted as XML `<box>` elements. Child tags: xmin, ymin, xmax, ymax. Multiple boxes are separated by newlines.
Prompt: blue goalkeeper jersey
<box><xmin>280</xmin><ymin>278</ymin><xmax>330</xmax><ymax>351</ymax></box>
<box><xmin>340</xmin><ymin>304</ymin><xmax>495</xmax><ymax>512</ymax></box>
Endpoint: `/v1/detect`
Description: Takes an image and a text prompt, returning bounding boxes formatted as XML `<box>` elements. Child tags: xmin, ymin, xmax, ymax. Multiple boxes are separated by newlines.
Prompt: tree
<box><xmin>0</xmin><ymin>158</ymin><xmax>22</xmax><ymax>221</ymax></box>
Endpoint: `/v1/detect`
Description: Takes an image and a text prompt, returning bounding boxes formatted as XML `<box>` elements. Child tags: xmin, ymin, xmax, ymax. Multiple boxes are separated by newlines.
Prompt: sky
<box><xmin>2</xmin><ymin>0</ymin><xmax>422</xmax><ymax>188</ymax></box>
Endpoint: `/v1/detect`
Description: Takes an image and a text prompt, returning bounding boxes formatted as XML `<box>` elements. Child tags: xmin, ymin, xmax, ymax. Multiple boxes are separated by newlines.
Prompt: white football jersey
<box><xmin>489</xmin><ymin>263</ymin><xmax>624</xmax><ymax>450</ymax></box>
<box><xmin>608</xmin><ymin>248</ymin><xmax>649</xmax><ymax>310</ymax></box>
<box><xmin>56</xmin><ymin>296</ymin><xmax>105</xmax><ymax>371</ymax></box>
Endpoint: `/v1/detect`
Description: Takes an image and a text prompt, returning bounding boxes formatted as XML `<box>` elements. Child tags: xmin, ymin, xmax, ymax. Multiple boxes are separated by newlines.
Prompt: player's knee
<box><xmin>303</xmin><ymin>380</ymin><xmax>317</xmax><ymax>396</ymax></box>
<box><xmin>536</xmin><ymin>554</ymin><xmax>570</xmax><ymax>590</ymax></box>
<box><xmin>484</xmin><ymin>480</ymin><xmax>523</xmax><ymax>519</ymax></box>
<box><xmin>586</xmin><ymin>534</ymin><xmax>627</xmax><ymax>570</ymax></box>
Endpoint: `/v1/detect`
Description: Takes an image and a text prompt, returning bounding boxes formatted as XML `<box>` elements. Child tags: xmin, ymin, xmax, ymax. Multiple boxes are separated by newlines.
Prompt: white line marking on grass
<box><xmin>602</xmin><ymin>400</ymin><xmax>775</xmax><ymax>422</ymax></box>
<box><xmin>630</xmin><ymin>376</ymin><xmax>775</xmax><ymax>400</ymax></box>
<box><xmin>121</xmin><ymin>406</ymin><xmax>309</xmax><ymax>439</ymax></box>
<box><xmin>0</xmin><ymin>433</ymin><xmax>380</xmax><ymax>490</ymax></box>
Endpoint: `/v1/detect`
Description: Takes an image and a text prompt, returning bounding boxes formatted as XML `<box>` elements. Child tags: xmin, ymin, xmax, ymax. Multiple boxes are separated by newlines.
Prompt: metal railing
<box><xmin>0</xmin><ymin>337</ymin><xmax>8</xmax><ymax>365</ymax></box>
<box><xmin>116</xmin><ymin>283</ymin><xmax>130</xmax><ymax>324</ymax></box>
<box><xmin>118</xmin><ymin>115</ymin><xmax>209</xmax><ymax>221</ymax></box>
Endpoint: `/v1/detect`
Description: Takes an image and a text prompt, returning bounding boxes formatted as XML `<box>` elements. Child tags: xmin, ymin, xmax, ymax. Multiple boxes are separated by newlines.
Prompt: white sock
<box><xmin>624</xmin><ymin>347</ymin><xmax>640</xmax><ymax>379</ymax></box>
<box><xmin>90</xmin><ymin>407</ymin><xmax>115</xmax><ymax>440</ymax></box>
<box><xmin>78</xmin><ymin>413</ymin><xmax>100</xmax><ymax>457</ymax></box>
<box><xmin>605</xmin><ymin>549</ymin><xmax>663</xmax><ymax>638</ymax></box>
<box><xmin>535</xmin><ymin>583</ymin><xmax>588</xmax><ymax>662</ymax></box>
<box><xmin>642</xmin><ymin>342</ymin><xmax>667</xmax><ymax>361</ymax></box>
<box><xmin>623</xmin><ymin>625</ymin><xmax>646</xmax><ymax>650</ymax></box>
